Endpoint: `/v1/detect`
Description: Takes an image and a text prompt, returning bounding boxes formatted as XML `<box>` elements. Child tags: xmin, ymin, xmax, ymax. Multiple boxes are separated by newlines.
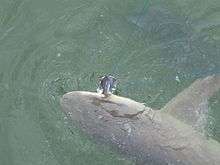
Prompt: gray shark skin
<box><xmin>162</xmin><ymin>75</ymin><xmax>220</xmax><ymax>127</ymax></box>
<box><xmin>60</xmin><ymin>75</ymin><xmax>220</xmax><ymax>165</ymax></box>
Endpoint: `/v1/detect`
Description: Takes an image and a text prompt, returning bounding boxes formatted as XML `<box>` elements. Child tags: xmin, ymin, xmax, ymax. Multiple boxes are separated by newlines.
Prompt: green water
<box><xmin>0</xmin><ymin>0</ymin><xmax>220</xmax><ymax>164</ymax></box>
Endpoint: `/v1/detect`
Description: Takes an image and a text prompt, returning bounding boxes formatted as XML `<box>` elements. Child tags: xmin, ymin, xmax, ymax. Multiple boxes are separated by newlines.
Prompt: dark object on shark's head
<box><xmin>97</xmin><ymin>75</ymin><xmax>117</xmax><ymax>95</ymax></box>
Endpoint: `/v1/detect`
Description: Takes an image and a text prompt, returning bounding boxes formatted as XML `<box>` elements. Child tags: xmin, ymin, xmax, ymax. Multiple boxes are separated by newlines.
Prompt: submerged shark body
<box><xmin>61</xmin><ymin>75</ymin><xmax>220</xmax><ymax>165</ymax></box>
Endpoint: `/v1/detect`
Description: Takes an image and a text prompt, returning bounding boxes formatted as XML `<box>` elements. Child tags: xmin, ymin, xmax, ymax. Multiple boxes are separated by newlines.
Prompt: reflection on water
<box><xmin>0</xmin><ymin>0</ymin><xmax>219</xmax><ymax>164</ymax></box>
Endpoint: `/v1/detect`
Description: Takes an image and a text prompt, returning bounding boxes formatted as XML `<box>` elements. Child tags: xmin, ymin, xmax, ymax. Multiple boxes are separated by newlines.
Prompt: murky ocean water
<box><xmin>0</xmin><ymin>0</ymin><xmax>220</xmax><ymax>164</ymax></box>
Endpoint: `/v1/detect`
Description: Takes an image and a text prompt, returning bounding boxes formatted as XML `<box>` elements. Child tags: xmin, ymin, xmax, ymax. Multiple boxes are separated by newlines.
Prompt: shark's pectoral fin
<box><xmin>162</xmin><ymin>75</ymin><xmax>220</xmax><ymax>127</ymax></box>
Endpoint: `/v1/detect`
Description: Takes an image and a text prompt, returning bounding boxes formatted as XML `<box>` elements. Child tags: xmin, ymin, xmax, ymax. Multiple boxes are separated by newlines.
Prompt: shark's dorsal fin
<box><xmin>162</xmin><ymin>75</ymin><xmax>220</xmax><ymax>127</ymax></box>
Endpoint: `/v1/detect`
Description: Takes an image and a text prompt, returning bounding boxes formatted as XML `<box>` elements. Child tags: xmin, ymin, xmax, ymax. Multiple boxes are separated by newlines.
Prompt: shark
<box><xmin>60</xmin><ymin>75</ymin><xmax>220</xmax><ymax>165</ymax></box>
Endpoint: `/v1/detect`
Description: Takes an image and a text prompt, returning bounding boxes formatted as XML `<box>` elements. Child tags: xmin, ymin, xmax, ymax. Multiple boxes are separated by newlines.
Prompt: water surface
<box><xmin>0</xmin><ymin>0</ymin><xmax>220</xmax><ymax>164</ymax></box>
